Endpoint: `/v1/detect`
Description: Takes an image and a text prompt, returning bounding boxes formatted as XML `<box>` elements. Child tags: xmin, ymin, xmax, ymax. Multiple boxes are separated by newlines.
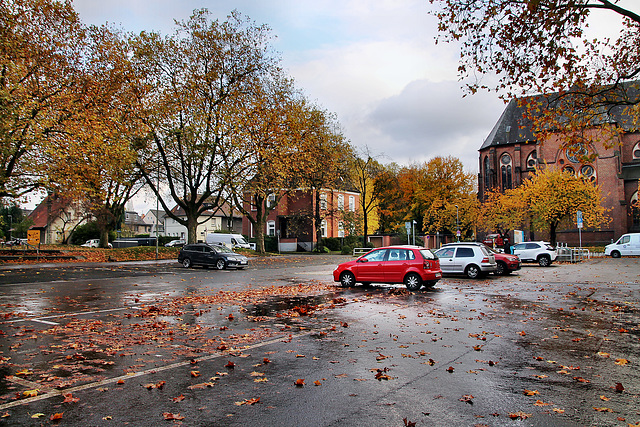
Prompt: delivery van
<box><xmin>205</xmin><ymin>233</ymin><xmax>251</xmax><ymax>250</ymax></box>
<box><xmin>604</xmin><ymin>233</ymin><xmax>640</xmax><ymax>257</ymax></box>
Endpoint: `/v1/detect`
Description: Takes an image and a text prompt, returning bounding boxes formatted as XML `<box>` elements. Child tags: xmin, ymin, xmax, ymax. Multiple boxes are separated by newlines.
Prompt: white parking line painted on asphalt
<box><xmin>2</xmin><ymin>306</ymin><xmax>141</xmax><ymax>324</ymax></box>
<box><xmin>0</xmin><ymin>328</ymin><xmax>321</xmax><ymax>410</ymax></box>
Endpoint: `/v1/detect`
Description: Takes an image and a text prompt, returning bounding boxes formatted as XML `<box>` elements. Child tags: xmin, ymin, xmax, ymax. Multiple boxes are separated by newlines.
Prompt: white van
<box><xmin>205</xmin><ymin>233</ymin><xmax>251</xmax><ymax>250</ymax></box>
<box><xmin>604</xmin><ymin>233</ymin><xmax>640</xmax><ymax>257</ymax></box>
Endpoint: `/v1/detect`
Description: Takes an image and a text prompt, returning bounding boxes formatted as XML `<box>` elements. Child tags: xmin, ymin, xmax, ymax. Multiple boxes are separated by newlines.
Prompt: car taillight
<box><xmin>481</xmin><ymin>257</ymin><xmax>489</xmax><ymax>263</ymax></box>
<box><xmin>424</xmin><ymin>259</ymin><xmax>432</xmax><ymax>269</ymax></box>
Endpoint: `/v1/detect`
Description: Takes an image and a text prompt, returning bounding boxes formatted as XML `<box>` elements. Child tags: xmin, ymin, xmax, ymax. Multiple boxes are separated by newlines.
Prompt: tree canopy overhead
<box><xmin>429</xmin><ymin>0</ymin><xmax>640</xmax><ymax>147</ymax></box>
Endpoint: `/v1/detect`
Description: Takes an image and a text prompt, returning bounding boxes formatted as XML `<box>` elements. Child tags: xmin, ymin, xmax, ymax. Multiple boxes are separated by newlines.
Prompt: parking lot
<box><xmin>0</xmin><ymin>255</ymin><xmax>638</xmax><ymax>426</ymax></box>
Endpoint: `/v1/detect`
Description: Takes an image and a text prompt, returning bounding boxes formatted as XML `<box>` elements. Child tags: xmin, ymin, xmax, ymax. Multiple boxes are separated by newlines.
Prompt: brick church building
<box><xmin>478</xmin><ymin>93</ymin><xmax>640</xmax><ymax>246</ymax></box>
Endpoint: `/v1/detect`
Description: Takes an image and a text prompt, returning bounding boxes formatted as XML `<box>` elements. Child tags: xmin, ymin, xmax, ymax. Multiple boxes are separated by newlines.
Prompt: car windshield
<box><xmin>235</xmin><ymin>236</ymin><xmax>248</xmax><ymax>245</ymax></box>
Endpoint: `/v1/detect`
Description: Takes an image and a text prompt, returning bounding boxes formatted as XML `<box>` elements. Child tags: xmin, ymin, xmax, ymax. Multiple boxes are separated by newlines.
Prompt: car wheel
<box><xmin>404</xmin><ymin>273</ymin><xmax>422</xmax><ymax>291</ymax></box>
<box><xmin>538</xmin><ymin>255</ymin><xmax>551</xmax><ymax>267</ymax></box>
<box><xmin>216</xmin><ymin>259</ymin><xmax>226</xmax><ymax>270</ymax></box>
<box><xmin>465</xmin><ymin>264</ymin><xmax>481</xmax><ymax>279</ymax></box>
<box><xmin>611</xmin><ymin>251</ymin><xmax>621</xmax><ymax>259</ymax></box>
<box><xmin>340</xmin><ymin>271</ymin><xmax>355</xmax><ymax>287</ymax></box>
<box><xmin>495</xmin><ymin>261</ymin><xmax>506</xmax><ymax>276</ymax></box>
<box><xmin>182</xmin><ymin>258</ymin><xmax>192</xmax><ymax>268</ymax></box>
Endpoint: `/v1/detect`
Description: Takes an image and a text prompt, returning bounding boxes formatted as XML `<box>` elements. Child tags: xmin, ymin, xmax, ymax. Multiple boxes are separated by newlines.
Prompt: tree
<box><xmin>131</xmin><ymin>10</ymin><xmax>276</xmax><ymax>244</ymax></box>
<box><xmin>44</xmin><ymin>24</ymin><xmax>145</xmax><ymax>248</ymax></box>
<box><xmin>295</xmin><ymin>104</ymin><xmax>352</xmax><ymax>251</ymax></box>
<box><xmin>226</xmin><ymin>74</ymin><xmax>308</xmax><ymax>253</ymax></box>
<box><xmin>0</xmin><ymin>0</ymin><xmax>87</xmax><ymax>199</ymax></box>
<box><xmin>419</xmin><ymin>157</ymin><xmax>478</xmax><ymax>239</ymax></box>
<box><xmin>347</xmin><ymin>147</ymin><xmax>383</xmax><ymax>245</ymax></box>
<box><xmin>478</xmin><ymin>187</ymin><xmax>528</xmax><ymax>237</ymax></box>
<box><xmin>430</xmin><ymin>0</ymin><xmax>640</xmax><ymax>149</ymax></box>
<box><xmin>522</xmin><ymin>167</ymin><xmax>607</xmax><ymax>245</ymax></box>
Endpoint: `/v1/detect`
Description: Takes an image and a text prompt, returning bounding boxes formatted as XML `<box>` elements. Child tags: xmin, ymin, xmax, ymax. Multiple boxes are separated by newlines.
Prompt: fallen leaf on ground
<box><xmin>508</xmin><ymin>412</ymin><xmax>531</xmax><ymax>420</ymax></box>
<box><xmin>162</xmin><ymin>412</ymin><xmax>185</xmax><ymax>420</ymax></box>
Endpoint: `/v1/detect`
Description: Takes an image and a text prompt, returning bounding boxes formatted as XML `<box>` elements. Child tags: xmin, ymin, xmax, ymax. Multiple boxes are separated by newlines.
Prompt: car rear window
<box><xmin>419</xmin><ymin>249</ymin><xmax>435</xmax><ymax>260</ymax></box>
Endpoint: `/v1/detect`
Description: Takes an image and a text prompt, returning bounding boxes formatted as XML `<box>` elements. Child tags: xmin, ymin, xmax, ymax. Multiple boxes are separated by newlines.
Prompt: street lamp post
<box><xmin>455</xmin><ymin>205</ymin><xmax>460</xmax><ymax>242</ymax></box>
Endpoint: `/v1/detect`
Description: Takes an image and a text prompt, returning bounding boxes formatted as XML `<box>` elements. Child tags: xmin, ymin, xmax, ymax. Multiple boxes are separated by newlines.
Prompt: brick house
<box><xmin>242</xmin><ymin>188</ymin><xmax>360</xmax><ymax>251</ymax></box>
<box><xmin>478</xmin><ymin>95</ymin><xmax>640</xmax><ymax>246</ymax></box>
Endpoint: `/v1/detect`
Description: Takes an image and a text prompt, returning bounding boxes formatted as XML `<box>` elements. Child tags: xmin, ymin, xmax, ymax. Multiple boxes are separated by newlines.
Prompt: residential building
<box><xmin>478</xmin><ymin>91</ymin><xmax>640</xmax><ymax>245</ymax></box>
<box><xmin>142</xmin><ymin>209</ymin><xmax>165</xmax><ymax>237</ymax></box>
<box><xmin>164</xmin><ymin>203</ymin><xmax>243</xmax><ymax>242</ymax></box>
<box><xmin>120</xmin><ymin>211</ymin><xmax>152</xmax><ymax>237</ymax></box>
<box><xmin>242</xmin><ymin>188</ymin><xmax>361</xmax><ymax>252</ymax></box>
<box><xmin>28</xmin><ymin>195</ymin><xmax>91</xmax><ymax>244</ymax></box>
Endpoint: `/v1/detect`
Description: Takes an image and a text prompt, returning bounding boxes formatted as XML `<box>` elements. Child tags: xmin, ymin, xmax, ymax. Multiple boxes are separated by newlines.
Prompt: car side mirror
<box><xmin>357</xmin><ymin>258</ymin><xmax>368</xmax><ymax>263</ymax></box>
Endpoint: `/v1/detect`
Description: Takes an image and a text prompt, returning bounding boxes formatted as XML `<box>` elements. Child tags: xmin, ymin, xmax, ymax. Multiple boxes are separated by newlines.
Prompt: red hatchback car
<box><xmin>333</xmin><ymin>245</ymin><xmax>442</xmax><ymax>291</ymax></box>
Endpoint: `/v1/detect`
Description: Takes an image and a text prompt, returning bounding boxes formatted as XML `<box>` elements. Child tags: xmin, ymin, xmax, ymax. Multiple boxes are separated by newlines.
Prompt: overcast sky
<box><xmin>72</xmin><ymin>0</ymin><xmax>505</xmax><ymax>174</ymax></box>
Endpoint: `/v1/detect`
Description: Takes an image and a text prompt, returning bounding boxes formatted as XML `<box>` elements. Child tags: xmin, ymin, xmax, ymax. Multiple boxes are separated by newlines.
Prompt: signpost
<box><xmin>576</xmin><ymin>210</ymin><xmax>583</xmax><ymax>249</ymax></box>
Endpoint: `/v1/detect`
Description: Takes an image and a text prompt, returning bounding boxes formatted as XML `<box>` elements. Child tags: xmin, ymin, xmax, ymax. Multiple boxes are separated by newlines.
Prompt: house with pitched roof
<box><xmin>28</xmin><ymin>194</ymin><xmax>91</xmax><ymax>244</ymax></box>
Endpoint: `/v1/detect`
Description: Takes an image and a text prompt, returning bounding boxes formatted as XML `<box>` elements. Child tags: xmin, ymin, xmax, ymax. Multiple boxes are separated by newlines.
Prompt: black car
<box><xmin>178</xmin><ymin>243</ymin><xmax>249</xmax><ymax>270</ymax></box>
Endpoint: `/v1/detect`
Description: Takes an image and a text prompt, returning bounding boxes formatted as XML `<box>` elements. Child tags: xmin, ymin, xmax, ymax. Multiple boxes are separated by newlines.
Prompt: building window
<box><xmin>563</xmin><ymin>166</ymin><xmax>575</xmax><ymax>175</ymax></box>
<box><xmin>349</xmin><ymin>196</ymin><xmax>355</xmax><ymax>212</ymax></box>
<box><xmin>320</xmin><ymin>193</ymin><xmax>327</xmax><ymax>210</ymax></box>
<box><xmin>337</xmin><ymin>194</ymin><xmax>344</xmax><ymax>210</ymax></box>
<box><xmin>526</xmin><ymin>151</ymin><xmax>537</xmax><ymax>169</ymax></box>
<box><xmin>580</xmin><ymin>164</ymin><xmax>596</xmax><ymax>183</ymax></box>
<box><xmin>500</xmin><ymin>153</ymin><xmax>512</xmax><ymax>190</ymax></box>
<box><xmin>631</xmin><ymin>191</ymin><xmax>639</xmax><ymax>229</ymax></box>
<box><xmin>566</xmin><ymin>143</ymin><xmax>588</xmax><ymax>163</ymax></box>
<box><xmin>266</xmin><ymin>193</ymin><xmax>276</xmax><ymax>208</ymax></box>
<box><xmin>321</xmin><ymin>220</ymin><xmax>327</xmax><ymax>238</ymax></box>
<box><xmin>267</xmin><ymin>220</ymin><xmax>275</xmax><ymax>237</ymax></box>
<box><xmin>633</xmin><ymin>142</ymin><xmax>640</xmax><ymax>160</ymax></box>
<box><xmin>483</xmin><ymin>156</ymin><xmax>490</xmax><ymax>190</ymax></box>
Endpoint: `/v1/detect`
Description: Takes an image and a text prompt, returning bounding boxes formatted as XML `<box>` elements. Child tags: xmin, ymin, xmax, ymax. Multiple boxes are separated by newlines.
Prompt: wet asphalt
<box><xmin>0</xmin><ymin>255</ymin><xmax>638</xmax><ymax>426</ymax></box>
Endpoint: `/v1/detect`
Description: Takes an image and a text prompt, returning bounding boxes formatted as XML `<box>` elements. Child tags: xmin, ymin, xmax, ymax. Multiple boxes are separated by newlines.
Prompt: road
<box><xmin>0</xmin><ymin>255</ymin><xmax>638</xmax><ymax>426</ymax></box>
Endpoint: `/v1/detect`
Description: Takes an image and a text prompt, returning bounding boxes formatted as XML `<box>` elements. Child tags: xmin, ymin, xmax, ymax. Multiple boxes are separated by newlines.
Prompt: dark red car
<box><xmin>333</xmin><ymin>245</ymin><xmax>442</xmax><ymax>291</ymax></box>
<box><xmin>486</xmin><ymin>246</ymin><xmax>520</xmax><ymax>275</ymax></box>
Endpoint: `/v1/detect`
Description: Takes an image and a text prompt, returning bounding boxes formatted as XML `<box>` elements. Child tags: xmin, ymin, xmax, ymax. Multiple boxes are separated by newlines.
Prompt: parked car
<box><xmin>434</xmin><ymin>243</ymin><xmax>496</xmax><ymax>278</ymax></box>
<box><xmin>205</xmin><ymin>233</ymin><xmax>251</xmax><ymax>250</ymax></box>
<box><xmin>487</xmin><ymin>246</ymin><xmax>521</xmax><ymax>275</ymax></box>
<box><xmin>178</xmin><ymin>243</ymin><xmax>249</xmax><ymax>270</ymax></box>
<box><xmin>333</xmin><ymin>245</ymin><xmax>442</xmax><ymax>291</ymax></box>
<box><xmin>4</xmin><ymin>238</ymin><xmax>27</xmax><ymax>247</ymax></box>
<box><xmin>604</xmin><ymin>233</ymin><xmax>640</xmax><ymax>257</ymax></box>
<box><xmin>512</xmin><ymin>241</ymin><xmax>557</xmax><ymax>266</ymax></box>
<box><xmin>443</xmin><ymin>242</ymin><xmax>520</xmax><ymax>276</ymax></box>
<box><xmin>165</xmin><ymin>239</ymin><xmax>186</xmax><ymax>247</ymax></box>
<box><xmin>81</xmin><ymin>239</ymin><xmax>112</xmax><ymax>249</ymax></box>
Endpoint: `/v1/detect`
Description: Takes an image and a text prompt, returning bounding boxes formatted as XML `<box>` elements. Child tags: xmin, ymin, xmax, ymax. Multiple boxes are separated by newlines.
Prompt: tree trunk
<box><xmin>187</xmin><ymin>215</ymin><xmax>199</xmax><ymax>244</ymax></box>
<box><xmin>254</xmin><ymin>194</ymin><xmax>266</xmax><ymax>254</ymax></box>
<box><xmin>314</xmin><ymin>189</ymin><xmax>323</xmax><ymax>251</ymax></box>
<box><xmin>549</xmin><ymin>222</ymin><xmax>558</xmax><ymax>247</ymax></box>
<box><xmin>363</xmin><ymin>213</ymin><xmax>369</xmax><ymax>247</ymax></box>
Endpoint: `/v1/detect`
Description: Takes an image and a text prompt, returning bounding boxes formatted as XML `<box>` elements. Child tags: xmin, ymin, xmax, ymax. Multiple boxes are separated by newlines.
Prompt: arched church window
<box><xmin>484</xmin><ymin>156</ymin><xmax>491</xmax><ymax>190</ymax></box>
<box><xmin>633</xmin><ymin>142</ymin><xmax>640</xmax><ymax>160</ymax></box>
<box><xmin>526</xmin><ymin>151</ymin><xmax>537</xmax><ymax>169</ymax></box>
<box><xmin>580</xmin><ymin>164</ymin><xmax>596</xmax><ymax>183</ymax></box>
<box><xmin>500</xmin><ymin>154</ymin><xmax>512</xmax><ymax>190</ymax></box>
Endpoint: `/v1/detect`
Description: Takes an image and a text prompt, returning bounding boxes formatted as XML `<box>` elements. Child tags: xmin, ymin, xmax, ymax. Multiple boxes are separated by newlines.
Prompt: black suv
<box><xmin>178</xmin><ymin>243</ymin><xmax>249</xmax><ymax>270</ymax></box>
